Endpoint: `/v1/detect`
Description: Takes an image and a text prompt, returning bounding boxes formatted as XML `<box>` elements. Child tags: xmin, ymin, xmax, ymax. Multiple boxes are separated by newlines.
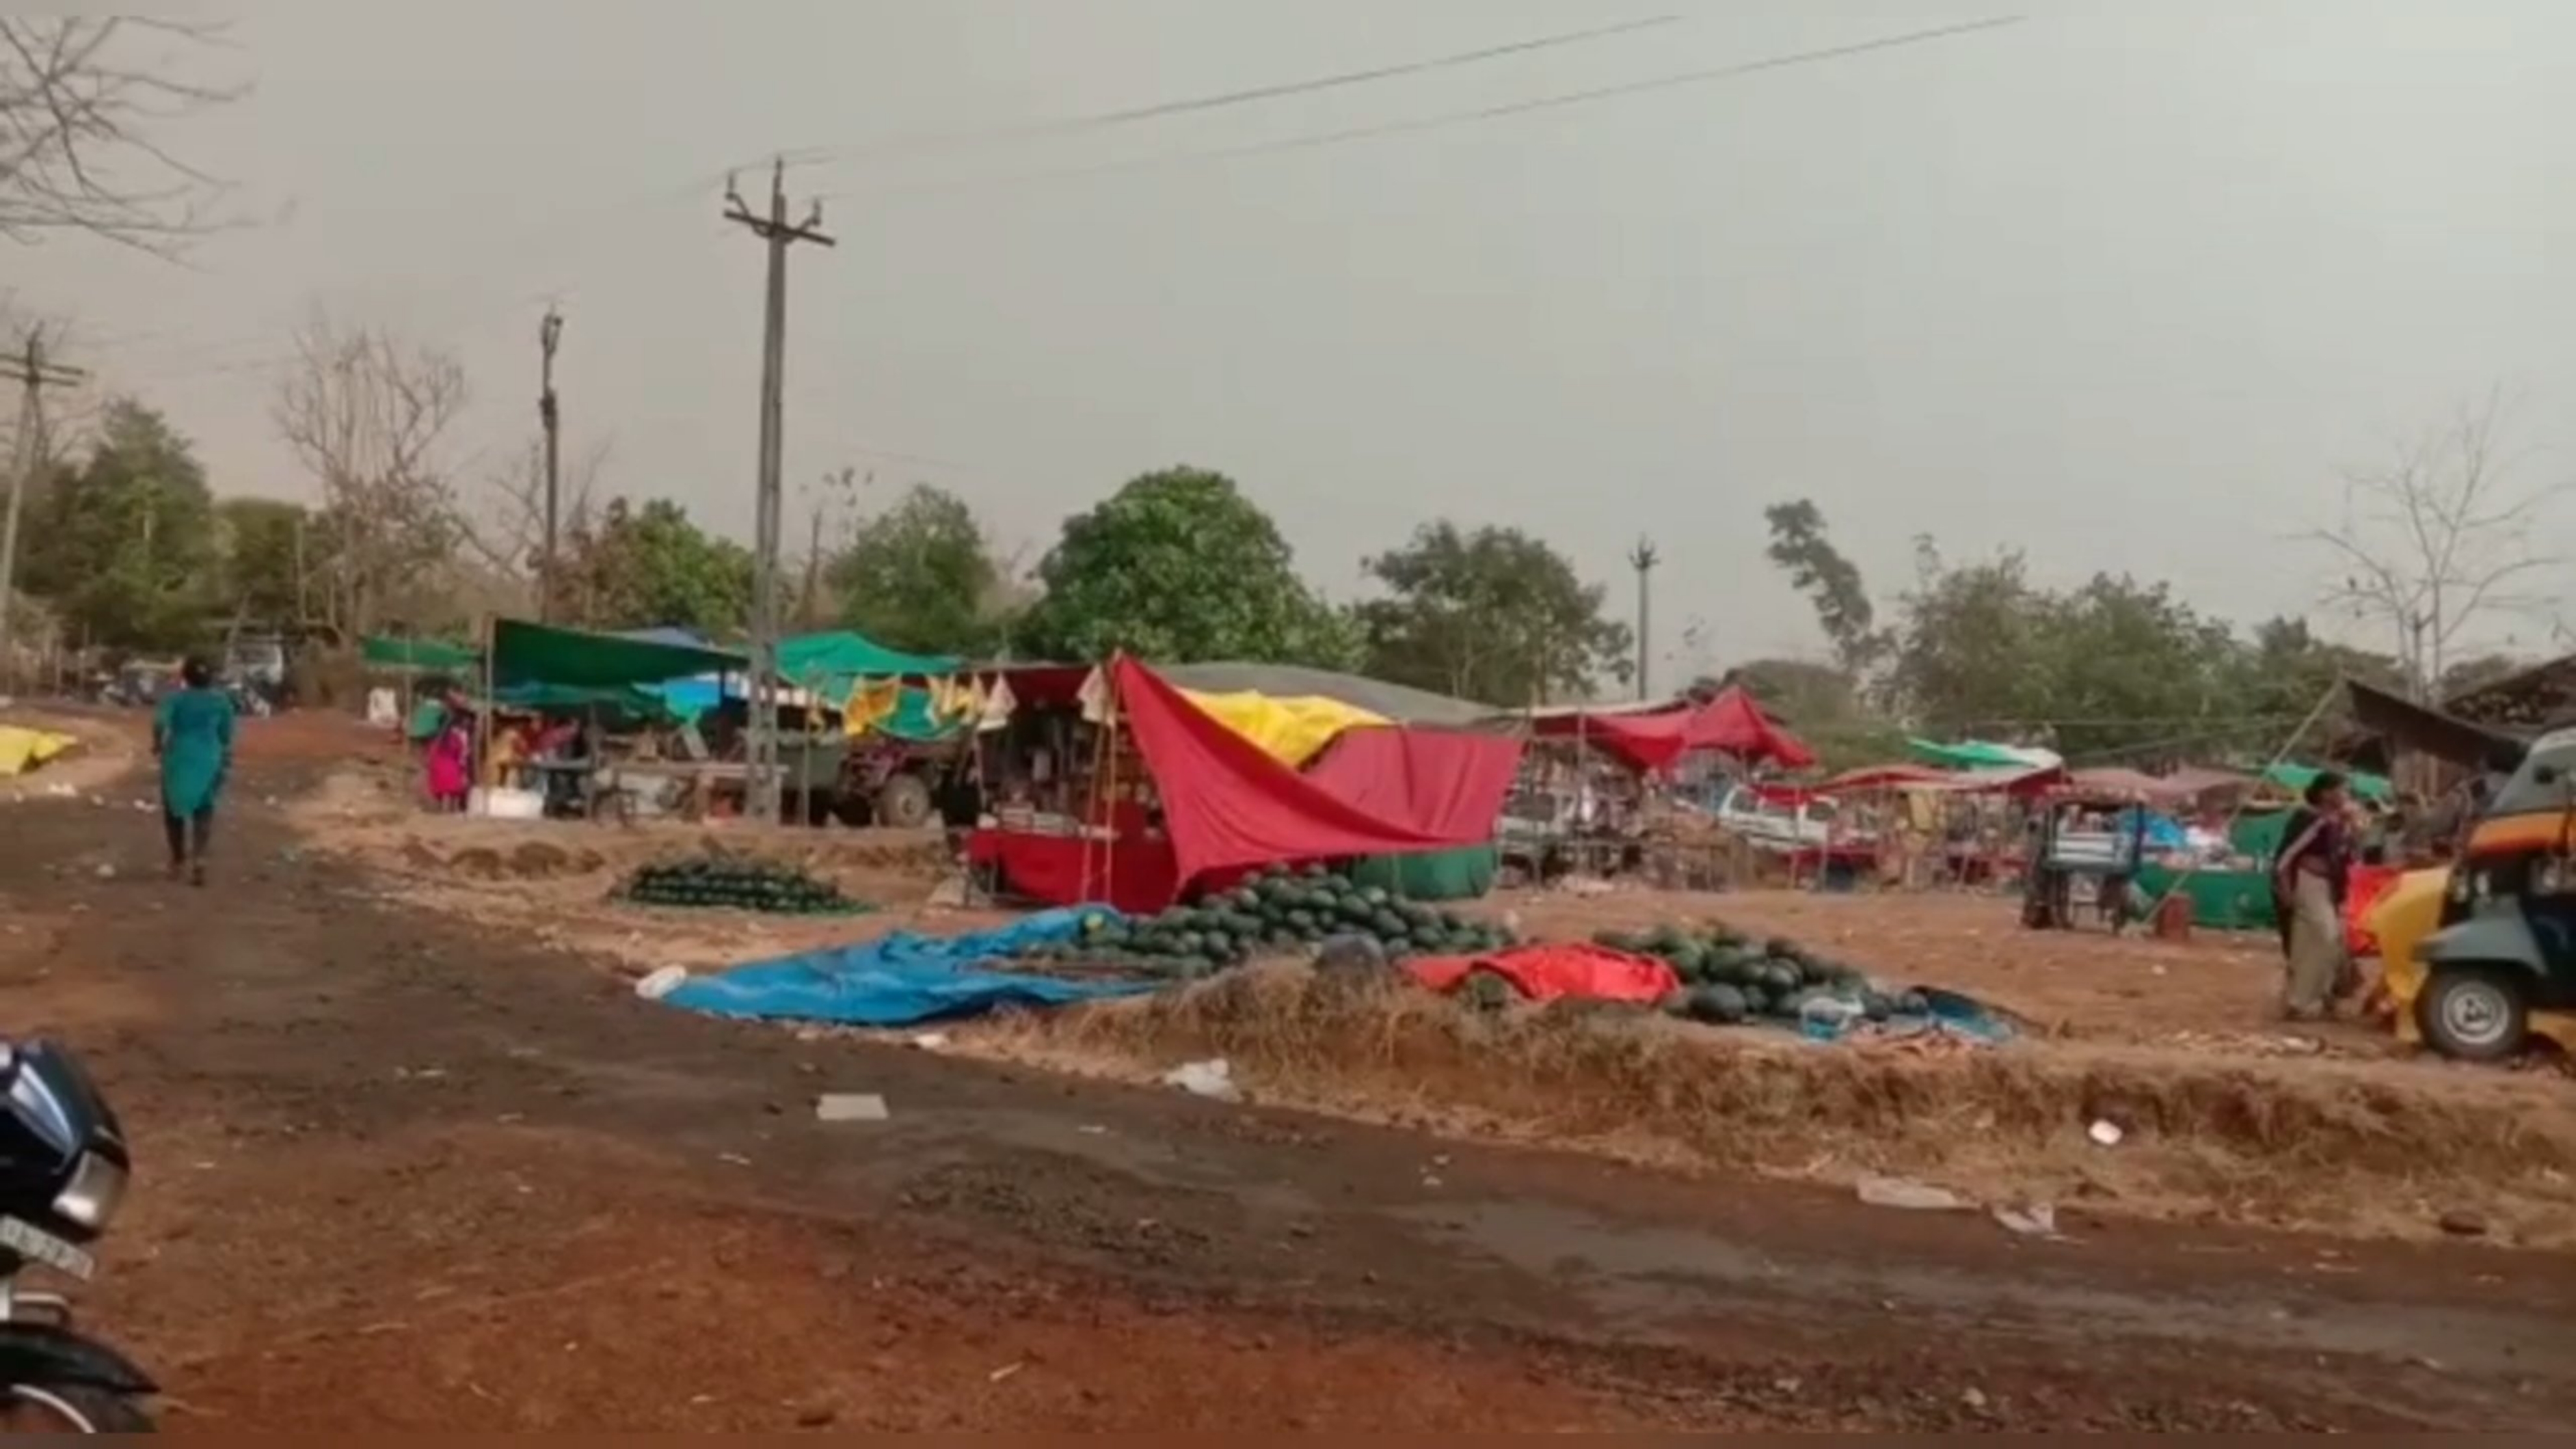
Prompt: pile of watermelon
<box><xmin>1002</xmin><ymin>863</ymin><xmax>1514</xmax><ymax>980</ymax></box>
<box><xmin>615</xmin><ymin>855</ymin><xmax>870</xmax><ymax>916</ymax></box>
<box><xmin>1594</xmin><ymin>921</ymin><xmax>1927</xmax><ymax>1028</ymax></box>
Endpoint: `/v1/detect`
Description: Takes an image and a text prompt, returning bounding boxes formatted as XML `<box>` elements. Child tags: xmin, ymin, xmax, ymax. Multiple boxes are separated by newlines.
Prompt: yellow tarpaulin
<box><xmin>1175</xmin><ymin>689</ymin><xmax>1387</xmax><ymax>766</ymax></box>
<box><xmin>0</xmin><ymin>727</ymin><xmax>75</xmax><ymax>778</ymax></box>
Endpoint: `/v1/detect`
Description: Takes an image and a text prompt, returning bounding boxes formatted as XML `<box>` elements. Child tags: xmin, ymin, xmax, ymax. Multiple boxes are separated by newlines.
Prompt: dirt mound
<box><xmin>410</xmin><ymin>837</ymin><xmax>610</xmax><ymax>881</ymax></box>
<box><xmin>972</xmin><ymin>962</ymin><xmax>2576</xmax><ymax>1246</ymax></box>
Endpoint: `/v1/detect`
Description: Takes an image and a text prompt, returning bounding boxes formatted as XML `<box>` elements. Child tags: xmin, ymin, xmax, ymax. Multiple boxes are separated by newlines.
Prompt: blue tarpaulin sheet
<box><xmin>660</xmin><ymin>908</ymin><xmax>1154</xmax><ymax>1027</ymax></box>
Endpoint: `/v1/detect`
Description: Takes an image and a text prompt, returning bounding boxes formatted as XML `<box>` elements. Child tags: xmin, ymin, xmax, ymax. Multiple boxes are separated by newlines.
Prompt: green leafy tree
<box><xmin>1764</xmin><ymin>499</ymin><xmax>1890</xmax><ymax>679</ymax></box>
<box><xmin>572</xmin><ymin>497</ymin><xmax>752</xmax><ymax>633</ymax></box>
<box><xmin>211</xmin><ymin>496</ymin><xmax>310</xmax><ymax>625</ymax></box>
<box><xmin>1355</xmin><ymin>521</ymin><xmax>1631</xmax><ymax>705</ymax></box>
<box><xmin>1017</xmin><ymin>467</ymin><xmax>1352</xmax><ymax>666</ymax></box>
<box><xmin>828</xmin><ymin>484</ymin><xmax>1010</xmax><ymax>655</ymax></box>
<box><xmin>21</xmin><ymin>398</ymin><xmax>216</xmax><ymax>649</ymax></box>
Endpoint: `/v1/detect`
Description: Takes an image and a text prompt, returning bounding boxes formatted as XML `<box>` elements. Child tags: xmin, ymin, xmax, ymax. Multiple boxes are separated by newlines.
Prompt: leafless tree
<box><xmin>0</xmin><ymin>18</ymin><xmax>243</xmax><ymax>254</ymax></box>
<box><xmin>461</xmin><ymin>435</ymin><xmax>609</xmax><ymax>618</ymax></box>
<box><xmin>271</xmin><ymin>312</ymin><xmax>468</xmax><ymax>642</ymax></box>
<box><xmin>2310</xmin><ymin>389</ymin><xmax>2562</xmax><ymax>701</ymax></box>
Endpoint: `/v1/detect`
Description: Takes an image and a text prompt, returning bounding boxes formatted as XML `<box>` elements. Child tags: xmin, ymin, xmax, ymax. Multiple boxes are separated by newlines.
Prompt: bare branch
<box><xmin>2309</xmin><ymin>389</ymin><xmax>2564</xmax><ymax>699</ymax></box>
<box><xmin>270</xmin><ymin>310</ymin><xmax>468</xmax><ymax>639</ymax></box>
<box><xmin>0</xmin><ymin>18</ymin><xmax>245</xmax><ymax>257</ymax></box>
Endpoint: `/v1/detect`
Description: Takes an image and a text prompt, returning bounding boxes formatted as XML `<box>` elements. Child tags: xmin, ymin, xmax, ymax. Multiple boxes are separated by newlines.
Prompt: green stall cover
<box><xmin>777</xmin><ymin>631</ymin><xmax>959</xmax><ymax>688</ymax></box>
<box><xmin>1347</xmin><ymin>844</ymin><xmax>1500</xmax><ymax>902</ymax></box>
<box><xmin>2136</xmin><ymin>863</ymin><xmax>2277</xmax><ymax>932</ymax></box>
<box><xmin>488</xmin><ymin>681</ymin><xmax>675</xmax><ymax>722</ymax></box>
<box><xmin>490</xmin><ymin>618</ymin><xmax>745</xmax><ymax>690</ymax></box>
<box><xmin>2262</xmin><ymin>762</ymin><xmax>2393</xmax><ymax>804</ymax></box>
<box><xmin>1907</xmin><ymin>737</ymin><xmax>2054</xmax><ymax>770</ymax></box>
<box><xmin>362</xmin><ymin>636</ymin><xmax>479</xmax><ymax>673</ymax></box>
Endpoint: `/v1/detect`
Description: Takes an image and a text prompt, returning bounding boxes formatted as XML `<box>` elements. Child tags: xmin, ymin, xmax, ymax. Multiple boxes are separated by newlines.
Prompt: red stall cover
<box><xmin>1110</xmin><ymin>655</ymin><xmax>1512</xmax><ymax>884</ymax></box>
<box><xmin>1685</xmin><ymin>686</ymin><xmax>1816</xmax><ymax>768</ymax></box>
<box><xmin>1302</xmin><ymin>725</ymin><xmax>1524</xmax><ymax>843</ymax></box>
<box><xmin>1530</xmin><ymin>691</ymin><xmax>1816</xmax><ymax>773</ymax></box>
<box><xmin>1530</xmin><ymin>708</ymin><xmax>1693</xmax><ymax>772</ymax></box>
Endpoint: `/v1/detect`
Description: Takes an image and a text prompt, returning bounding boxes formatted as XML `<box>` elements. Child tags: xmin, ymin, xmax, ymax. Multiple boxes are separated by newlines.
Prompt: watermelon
<box><xmin>1665</xmin><ymin>941</ymin><xmax>1710</xmax><ymax>979</ymax></box>
<box><xmin>1458</xmin><ymin>969</ymin><xmax>1518</xmax><ymax>1011</ymax></box>
<box><xmin>1359</xmin><ymin>885</ymin><xmax>1391</xmax><ymax>908</ymax></box>
<box><xmin>1646</xmin><ymin>924</ymin><xmax>1690</xmax><ymax>955</ymax></box>
<box><xmin>1657</xmin><ymin>988</ymin><xmax>1694</xmax><ymax>1018</ymax></box>
<box><xmin>1686</xmin><ymin>982</ymin><xmax>1750</xmax><ymax>1025</ymax></box>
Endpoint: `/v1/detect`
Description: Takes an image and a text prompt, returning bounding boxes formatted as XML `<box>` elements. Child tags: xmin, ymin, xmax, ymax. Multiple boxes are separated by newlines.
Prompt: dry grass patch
<box><xmin>966</xmin><ymin>962</ymin><xmax>2576</xmax><ymax>1246</ymax></box>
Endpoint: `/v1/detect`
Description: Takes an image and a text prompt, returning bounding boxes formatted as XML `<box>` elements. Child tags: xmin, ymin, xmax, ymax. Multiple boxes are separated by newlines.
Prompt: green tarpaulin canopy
<box><xmin>489</xmin><ymin>681</ymin><xmax>674</xmax><ymax>721</ymax></box>
<box><xmin>2262</xmin><ymin>761</ymin><xmax>2393</xmax><ymax>804</ymax></box>
<box><xmin>362</xmin><ymin>636</ymin><xmax>478</xmax><ymax>673</ymax></box>
<box><xmin>1907</xmin><ymin>737</ymin><xmax>2058</xmax><ymax>770</ymax></box>
<box><xmin>777</xmin><ymin>631</ymin><xmax>959</xmax><ymax>688</ymax></box>
<box><xmin>491</xmin><ymin>618</ymin><xmax>745</xmax><ymax>690</ymax></box>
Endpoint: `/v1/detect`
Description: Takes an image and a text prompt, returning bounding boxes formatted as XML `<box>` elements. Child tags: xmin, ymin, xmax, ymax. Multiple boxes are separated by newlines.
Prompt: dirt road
<box><xmin>4</xmin><ymin>732</ymin><xmax>2572</xmax><ymax>1429</ymax></box>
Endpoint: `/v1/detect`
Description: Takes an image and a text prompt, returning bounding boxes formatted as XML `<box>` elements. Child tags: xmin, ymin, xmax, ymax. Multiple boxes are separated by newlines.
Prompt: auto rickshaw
<box><xmin>2020</xmin><ymin>788</ymin><xmax>2151</xmax><ymax>932</ymax></box>
<box><xmin>2382</xmin><ymin>726</ymin><xmax>2576</xmax><ymax>1061</ymax></box>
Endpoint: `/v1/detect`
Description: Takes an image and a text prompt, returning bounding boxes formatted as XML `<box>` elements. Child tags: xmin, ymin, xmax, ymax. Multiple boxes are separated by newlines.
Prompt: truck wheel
<box><xmin>874</xmin><ymin>773</ymin><xmax>933</xmax><ymax>830</ymax></box>
<box><xmin>2416</xmin><ymin>966</ymin><xmax>2529</xmax><ymax>1063</ymax></box>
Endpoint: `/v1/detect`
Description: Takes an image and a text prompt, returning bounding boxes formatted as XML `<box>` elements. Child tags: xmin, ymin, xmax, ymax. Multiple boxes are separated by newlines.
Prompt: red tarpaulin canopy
<box><xmin>1111</xmin><ymin>655</ymin><xmax>1521</xmax><ymax>887</ymax></box>
<box><xmin>1530</xmin><ymin>688</ymin><xmax>1814</xmax><ymax>772</ymax></box>
<box><xmin>1531</xmin><ymin>707</ymin><xmax>1692</xmax><ymax>771</ymax></box>
<box><xmin>1302</xmin><ymin>725</ymin><xmax>1525</xmax><ymax>843</ymax></box>
<box><xmin>1684</xmin><ymin>686</ymin><xmax>1816</xmax><ymax>768</ymax></box>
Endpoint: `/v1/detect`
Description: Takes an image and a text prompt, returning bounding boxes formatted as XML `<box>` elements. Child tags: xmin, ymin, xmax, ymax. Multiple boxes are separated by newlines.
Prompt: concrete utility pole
<box><xmin>0</xmin><ymin>329</ymin><xmax>85</xmax><ymax>675</ymax></box>
<box><xmin>537</xmin><ymin>306</ymin><xmax>564</xmax><ymax>622</ymax></box>
<box><xmin>1627</xmin><ymin>536</ymin><xmax>1659</xmax><ymax>701</ymax></box>
<box><xmin>723</xmin><ymin>160</ymin><xmax>835</xmax><ymax>826</ymax></box>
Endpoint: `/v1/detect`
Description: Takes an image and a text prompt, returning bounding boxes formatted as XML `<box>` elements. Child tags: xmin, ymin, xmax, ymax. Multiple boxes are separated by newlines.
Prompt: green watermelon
<box><xmin>1686</xmin><ymin>982</ymin><xmax>1750</xmax><ymax>1025</ymax></box>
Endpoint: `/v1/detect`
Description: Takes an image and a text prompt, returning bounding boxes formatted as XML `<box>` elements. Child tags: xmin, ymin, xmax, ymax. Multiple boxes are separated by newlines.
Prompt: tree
<box><xmin>1884</xmin><ymin>540</ymin><xmax>2054</xmax><ymax>738</ymax></box>
<box><xmin>1017</xmin><ymin>467</ymin><xmax>1352</xmax><ymax>666</ymax></box>
<box><xmin>460</xmin><ymin>436</ymin><xmax>608</xmax><ymax>621</ymax></box>
<box><xmin>20</xmin><ymin>398</ymin><xmax>215</xmax><ymax>649</ymax></box>
<box><xmin>1885</xmin><ymin>541</ymin><xmax>2253</xmax><ymax>763</ymax></box>
<box><xmin>572</xmin><ymin>497</ymin><xmax>752</xmax><ymax>634</ymax></box>
<box><xmin>2309</xmin><ymin>391</ymin><xmax>2560</xmax><ymax>701</ymax></box>
<box><xmin>1354</xmin><ymin>521</ymin><xmax>1631</xmax><ymax>705</ymax></box>
<box><xmin>211</xmin><ymin>496</ymin><xmax>309</xmax><ymax>626</ymax></box>
<box><xmin>270</xmin><ymin>313</ymin><xmax>467</xmax><ymax>642</ymax></box>
<box><xmin>1764</xmin><ymin>499</ymin><xmax>1889</xmax><ymax>679</ymax></box>
<box><xmin>0</xmin><ymin>19</ymin><xmax>241</xmax><ymax>253</ymax></box>
<box><xmin>827</xmin><ymin>483</ymin><xmax>1010</xmax><ymax>655</ymax></box>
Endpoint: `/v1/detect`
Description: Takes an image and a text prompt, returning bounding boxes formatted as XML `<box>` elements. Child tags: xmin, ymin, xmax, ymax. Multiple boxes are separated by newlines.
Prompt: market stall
<box><xmin>965</xmin><ymin>655</ymin><xmax>1522</xmax><ymax>914</ymax></box>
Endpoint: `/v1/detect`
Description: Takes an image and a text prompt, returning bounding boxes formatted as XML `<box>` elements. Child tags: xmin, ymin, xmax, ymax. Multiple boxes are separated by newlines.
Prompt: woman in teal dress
<box><xmin>153</xmin><ymin>657</ymin><xmax>237</xmax><ymax>886</ymax></box>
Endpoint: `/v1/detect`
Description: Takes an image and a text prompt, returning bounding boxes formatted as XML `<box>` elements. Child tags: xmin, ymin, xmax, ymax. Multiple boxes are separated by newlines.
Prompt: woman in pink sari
<box><xmin>424</xmin><ymin>694</ymin><xmax>472</xmax><ymax>812</ymax></box>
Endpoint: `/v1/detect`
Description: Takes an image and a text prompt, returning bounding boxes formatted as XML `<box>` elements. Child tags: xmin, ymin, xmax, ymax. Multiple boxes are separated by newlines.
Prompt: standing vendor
<box><xmin>2272</xmin><ymin>771</ymin><xmax>2352</xmax><ymax>1022</ymax></box>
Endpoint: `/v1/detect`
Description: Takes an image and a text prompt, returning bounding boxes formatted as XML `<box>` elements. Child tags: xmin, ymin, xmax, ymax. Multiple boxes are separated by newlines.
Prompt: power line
<box><xmin>82</xmin><ymin>17</ymin><xmax>1685</xmax><ymax>386</ymax></box>
<box><xmin>822</xmin><ymin>14</ymin><xmax>2028</xmax><ymax>204</ymax></box>
<box><xmin>779</xmin><ymin>14</ymin><xmax>1680</xmax><ymax>173</ymax></box>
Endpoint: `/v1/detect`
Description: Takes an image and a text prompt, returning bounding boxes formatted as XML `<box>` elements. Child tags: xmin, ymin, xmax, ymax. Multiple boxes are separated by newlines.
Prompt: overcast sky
<box><xmin>17</xmin><ymin>0</ymin><xmax>2573</xmax><ymax>677</ymax></box>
